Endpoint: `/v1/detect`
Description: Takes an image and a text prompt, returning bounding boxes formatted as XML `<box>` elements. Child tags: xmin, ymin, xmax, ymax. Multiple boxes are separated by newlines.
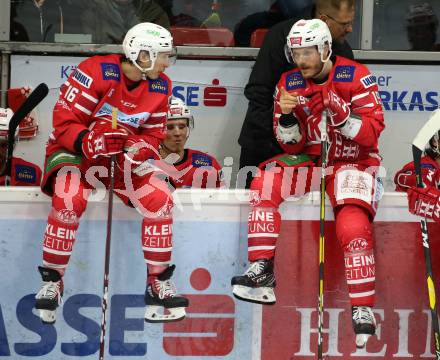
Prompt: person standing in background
<box><xmin>80</xmin><ymin>0</ymin><xmax>170</xmax><ymax>44</ymax></box>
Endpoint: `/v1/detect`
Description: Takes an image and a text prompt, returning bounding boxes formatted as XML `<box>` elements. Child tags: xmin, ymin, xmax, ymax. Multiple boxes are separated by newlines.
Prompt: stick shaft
<box><xmin>99</xmin><ymin>107</ymin><xmax>118</xmax><ymax>360</ymax></box>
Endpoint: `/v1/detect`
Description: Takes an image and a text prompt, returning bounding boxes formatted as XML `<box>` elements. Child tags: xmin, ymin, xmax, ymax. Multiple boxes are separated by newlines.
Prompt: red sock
<box><xmin>142</xmin><ymin>216</ymin><xmax>173</xmax><ymax>284</ymax></box>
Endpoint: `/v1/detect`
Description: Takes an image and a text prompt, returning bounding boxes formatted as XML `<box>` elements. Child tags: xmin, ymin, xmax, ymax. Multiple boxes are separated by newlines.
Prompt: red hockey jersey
<box><xmin>273</xmin><ymin>56</ymin><xmax>385</xmax><ymax>165</ymax></box>
<box><xmin>46</xmin><ymin>54</ymin><xmax>170</xmax><ymax>158</ymax></box>
<box><xmin>166</xmin><ymin>149</ymin><xmax>222</xmax><ymax>188</ymax></box>
<box><xmin>0</xmin><ymin>157</ymin><xmax>42</xmax><ymax>186</ymax></box>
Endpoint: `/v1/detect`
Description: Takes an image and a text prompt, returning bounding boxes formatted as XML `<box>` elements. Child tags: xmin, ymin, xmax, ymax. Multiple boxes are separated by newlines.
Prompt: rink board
<box><xmin>0</xmin><ymin>188</ymin><xmax>438</xmax><ymax>359</ymax></box>
<box><xmin>10</xmin><ymin>55</ymin><xmax>440</xmax><ymax>189</ymax></box>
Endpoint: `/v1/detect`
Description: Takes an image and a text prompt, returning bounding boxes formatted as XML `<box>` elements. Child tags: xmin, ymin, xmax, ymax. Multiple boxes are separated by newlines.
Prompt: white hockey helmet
<box><xmin>167</xmin><ymin>97</ymin><xmax>194</xmax><ymax>130</ymax></box>
<box><xmin>286</xmin><ymin>19</ymin><xmax>332</xmax><ymax>63</ymax></box>
<box><xmin>122</xmin><ymin>22</ymin><xmax>175</xmax><ymax>73</ymax></box>
<box><xmin>0</xmin><ymin>108</ymin><xmax>15</xmax><ymax>141</ymax></box>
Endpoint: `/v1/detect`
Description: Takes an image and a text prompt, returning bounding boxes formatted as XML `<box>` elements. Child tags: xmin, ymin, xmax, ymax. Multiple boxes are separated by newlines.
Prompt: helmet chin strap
<box><xmin>312</xmin><ymin>58</ymin><xmax>333</xmax><ymax>81</ymax></box>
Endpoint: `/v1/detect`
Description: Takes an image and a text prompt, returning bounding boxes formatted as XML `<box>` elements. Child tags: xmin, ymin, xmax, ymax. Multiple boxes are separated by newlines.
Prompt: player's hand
<box><xmin>306</xmin><ymin>87</ymin><xmax>351</xmax><ymax>127</ymax></box>
<box><xmin>279</xmin><ymin>87</ymin><xmax>299</xmax><ymax>114</ymax></box>
<box><xmin>122</xmin><ymin>135</ymin><xmax>159</xmax><ymax>165</ymax></box>
<box><xmin>81</xmin><ymin>129</ymin><xmax>127</xmax><ymax>160</ymax></box>
<box><xmin>407</xmin><ymin>185</ymin><xmax>440</xmax><ymax>221</ymax></box>
<box><xmin>325</xmin><ymin>88</ymin><xmax>351</xmax><ymax>127</ymax></box>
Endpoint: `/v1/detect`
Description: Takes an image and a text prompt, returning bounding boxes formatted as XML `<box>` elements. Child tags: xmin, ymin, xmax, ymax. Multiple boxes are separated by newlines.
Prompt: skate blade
<box><xmin>144</xmin><ymin>306</ymin><xmax>186</xmax><ymax>323</ymax></box>
<box><xmin>356</xmin><ymin>334</ymin><xmax>371</xmax><ymax>349</ymax></box>
<box><xmin>232</xmin><ymin>285</ymin><xmax>276</xmax><ymax>305</ymax></box>
<box><xmin>39</xmin><ymin>309</ymin><xmax>56</xmax><ymax>324</ymax></box>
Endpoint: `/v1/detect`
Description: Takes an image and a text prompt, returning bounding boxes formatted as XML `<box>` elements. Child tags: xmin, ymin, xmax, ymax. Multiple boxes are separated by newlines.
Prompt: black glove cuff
<box><xmin>279</xmin><ymin>113</ymin><xmax>298</xmax><ymax>128</ymax></box>
<box><xmin>74</xmin><ymin>129</ymin><xmax>90</xmax><ymax>154</ymax></box>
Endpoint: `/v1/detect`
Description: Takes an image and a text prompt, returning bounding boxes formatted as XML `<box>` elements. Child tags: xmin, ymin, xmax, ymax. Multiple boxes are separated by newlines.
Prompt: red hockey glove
<box><xmin>306</xmin><ymin>87</ymin><xmax>350</xmax><ymax>127</ymax></box>
<box><xmin>81</xmin><ymin>129</ymin><xmax>127</xmax><ymax>160</ymax></box>
<box><xmin>326</xmin><ymin>88</ymin><xmax>351</xmax><ymax>127</ymax></box>
<box><xmin>306</xmin><ymin>89</ymin><xmax>324</xmax><ymax>117</ymax></box>
<box><xmin>117</xmin><ymin>135</ymin><xmax>163</xmax><ymax>176</ymax></box>
<box><xmin>122</xmin><ymin>135</ymin><xmax>159</xmax><ymax>164</ymax></box>
<box><xmin>407</xmin><ymin>185</ymin><xmax>440</xmax><ymax>221</ymax></box>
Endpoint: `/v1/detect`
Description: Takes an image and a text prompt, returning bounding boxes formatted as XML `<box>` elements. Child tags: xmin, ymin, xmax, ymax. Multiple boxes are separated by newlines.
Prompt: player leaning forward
<box><xmin>231</xmin><ymin>19</ymin><xmax>385</xmax><ymax>347</ymax></box>
<box><xmin>34</xmin><ymin>23</ymin><xmax>189</xmax><ymax>324</ymax></box>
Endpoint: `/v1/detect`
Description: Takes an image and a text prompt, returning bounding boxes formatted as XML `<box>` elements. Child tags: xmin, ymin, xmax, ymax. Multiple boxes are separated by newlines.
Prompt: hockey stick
<box><xmin>317</xmin><ymin>107</ymin><xmax>328</xmax><ymax>360</ymax></box>
<box><xmin>3</xmin><ymin>83</ymin><xmax>49</xmax><ymax>185</ymax></box>
<box><xmin>412</xmin><ymin>109</ymin><xmax>440</xmax><ymax>360</ymax></box>
<box><xmin>98</xmin><ymin>107</ymin><xmax>118</xmax><ymax>360</ymax></box>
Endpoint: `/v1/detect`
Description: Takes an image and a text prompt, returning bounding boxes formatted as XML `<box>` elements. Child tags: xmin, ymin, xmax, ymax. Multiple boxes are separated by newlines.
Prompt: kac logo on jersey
<box><xmin>360</xmin><ymin>74</ymin><xmax>376</xmax><ymax>89</ymax></box>
<box><xmin>149</xmin><ymin>78</ymin><xmax>168</xmax><ymax>94</ymax></box>
<box><xmin>72</xmin><ymin>69</ymin><xmax>93</xmax><ymax>89</ymax></box>
<box><xmin>101</xmin><ymin>63</ymin><xmax>120</xmax><ymax>81</ymax></box>
<box><xmin>286</xmin><ymin>72</ymin><xmax>305</xmax><ymax>90</ymax></box>
<box><xmin>95</xmin><ymin>103</ymin><xmax>149</xmax><ymax>128</ymax></box>
<box><xmin>192</xmin><ymin>153</ymin><xmax>212</xmax><ymax>167</ymax></box>
<box><xmin>14</xmin><ymin>164</ymin><xmax>37</xmax><ymax>184</ymax></box>
<box><xmin>333</xmin><ymin>66</ymin><xmax>355</xmax><ymax>82</ymax></box>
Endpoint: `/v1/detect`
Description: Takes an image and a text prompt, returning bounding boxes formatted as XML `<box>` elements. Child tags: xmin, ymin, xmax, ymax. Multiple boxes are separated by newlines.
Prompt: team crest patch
<box><xmin>149</xmin><ymin>78</ymin><xmax>168</xmax><ymax>94</ymax></box>
<box><xmin>333</xmin><ymin>65</ymin><xmax>355</xmax><ymax>82</ymax></box>
<box><xmin>14</xmin><ymin>164</ymin><xmax>37</xmax><ymax>184</ymax></box>
<box><xmin>72</xmin><ymin>68</ymin><xmax>92</xmax><ymax>88</ymax></box>
<box><xmin>360</xmin><ymin>74</ymin><xmax>376</xmax><ymax>89</ymax></box>
<box><xmin>192</xmin><ymin>153</ymin><xmax>212</xmax><ymax>167</ymax></box>
<box><xmin>101</xmin><ymin>63</ymin><xmax>120</xmax><ymax>80</ymax></box>
<box><xmin>285</xmin><ymin>71</ymin><xmax>305</xmax><ymax>90</ymax></box>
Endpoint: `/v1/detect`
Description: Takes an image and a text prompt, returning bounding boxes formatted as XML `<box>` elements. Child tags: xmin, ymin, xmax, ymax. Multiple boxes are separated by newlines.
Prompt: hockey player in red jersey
<box><xmin>231</xmin><ymin>19</ymin><xmax>385</xmax><ymax>348</ymax></box>
<box><xmin>35</xmin><ymin>22</ymin><xmax>189</xmax><ymax>324</ymax></box>
<box><xmin>0</xmin><ymin>107</ymin><xmax>41</xmax><ymax>186</ymax></box>
<box><xmin>395</xmin><ymin>130</ymin><xmax>440</xmax><ymax>221</ymax></box>
<box><xmin>159</xmin><ymin>97</ymin><xmax>223</xmax><ymax>188</ymax></box>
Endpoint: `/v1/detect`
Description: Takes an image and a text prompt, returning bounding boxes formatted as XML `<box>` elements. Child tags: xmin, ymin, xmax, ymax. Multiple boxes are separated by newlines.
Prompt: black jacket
<box><xmin>238</xmin><ymin>15</ymin><xmax>354</xmax><ymax>149</ymax></box>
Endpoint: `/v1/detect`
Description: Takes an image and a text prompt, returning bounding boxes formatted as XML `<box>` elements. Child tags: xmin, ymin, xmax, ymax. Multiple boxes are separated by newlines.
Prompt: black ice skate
<box><xmin>231</xmin><ymin>259</ymin><xmax>276</xmax><ymax>305</ymax></box>
<box><xmin>352</xmin><ymin>306</ymin><xmax>376</xmax><ymax>348</ymax></box>
<box><xmin>35</xmin><ymin>266</ymin><xmax>63</xmax><ymax>324</ymax></box>
<box><xmin>144</xmin><ymin>265</ymin><xmax>189</xmax><ymax>323</ymax></box>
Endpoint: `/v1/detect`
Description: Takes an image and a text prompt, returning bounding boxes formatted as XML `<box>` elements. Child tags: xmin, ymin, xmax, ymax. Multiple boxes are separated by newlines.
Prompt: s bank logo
<box><xmin>95</xmin><ymin>103</ymin><xmax>149</xmax><ymax>128</ymax></box>
<box><xmin>172</xmin><ymin>79</ymin><xmax>227</xmax><ymax>107</ymax></box>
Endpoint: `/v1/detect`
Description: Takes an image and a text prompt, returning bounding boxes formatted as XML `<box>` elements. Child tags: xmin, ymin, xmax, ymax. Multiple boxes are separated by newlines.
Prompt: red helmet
<box><xmin>7</xmin><ymin>87</ymin><xmax>39</xmax><ymax>139</ymax></box>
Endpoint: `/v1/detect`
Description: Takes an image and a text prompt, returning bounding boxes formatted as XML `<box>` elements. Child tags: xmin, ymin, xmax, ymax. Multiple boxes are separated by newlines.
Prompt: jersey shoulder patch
<box><xmin>285</xmin><ymin>71</ymin><xmax>306</xmax><ymax>90</ymax></box>
<box><xmin>333</xmin><ymin>65</ymin><xmax>355</xmax><ymax>82</ymax></box>
<box><xmin>14</xmin><ymin>164</ymin><xmax>38</xmax><ymax>184</ymax></box>
<box><xmin>100</xmin><ymin>63</ymin><xmax>120</xmax><ymax>81</ymax></box>
<box><xmin>149</xmin><ymin>77</ymin><xmax>169</xmax><ymax>94</ymax></box>
<box><xmin>191</xmin><ymin>152</ymin><xmax>213</xmax><ymax>167</ymax></box>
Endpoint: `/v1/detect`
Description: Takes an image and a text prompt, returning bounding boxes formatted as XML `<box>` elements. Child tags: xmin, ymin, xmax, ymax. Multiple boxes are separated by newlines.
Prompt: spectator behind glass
<box><xmin>160</xmin><ymin>0</ymin><xmax>201</xmax><ymax>27</ymax></box>
<box><xmin>12</xmin><ymin>0</ymin><xmax>76</xmax><ymax>42</ymax></box>
<box><xmin>10</xmin><ymin>2</ymin><xmax>29</xmax><ymax>41</ymax></box>
<box><xmin>234</xmin><ymin>1</ymin><xmax>289</xmax><ymax>47</ymax></box>
<box><xmin>406</xmin><ymin>3</ymin><xmax>440</xmax><ymax>50</ymax></box>
<box><xmin>80</xmin><ymin>0</ymin><xmax>170</xmax><ymax>44</ymax></box>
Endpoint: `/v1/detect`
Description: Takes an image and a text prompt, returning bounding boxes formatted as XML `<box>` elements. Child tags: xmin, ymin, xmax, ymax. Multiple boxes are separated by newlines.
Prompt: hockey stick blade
<box><xmin>412</xmin><ymin>109</ymin><xmax>440</xmax><ymax>152</ymax></box>
<box><xmin>3</xmin><ymin>83</ymin><xmax>49</xmax><ymax>180</ymax></box>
